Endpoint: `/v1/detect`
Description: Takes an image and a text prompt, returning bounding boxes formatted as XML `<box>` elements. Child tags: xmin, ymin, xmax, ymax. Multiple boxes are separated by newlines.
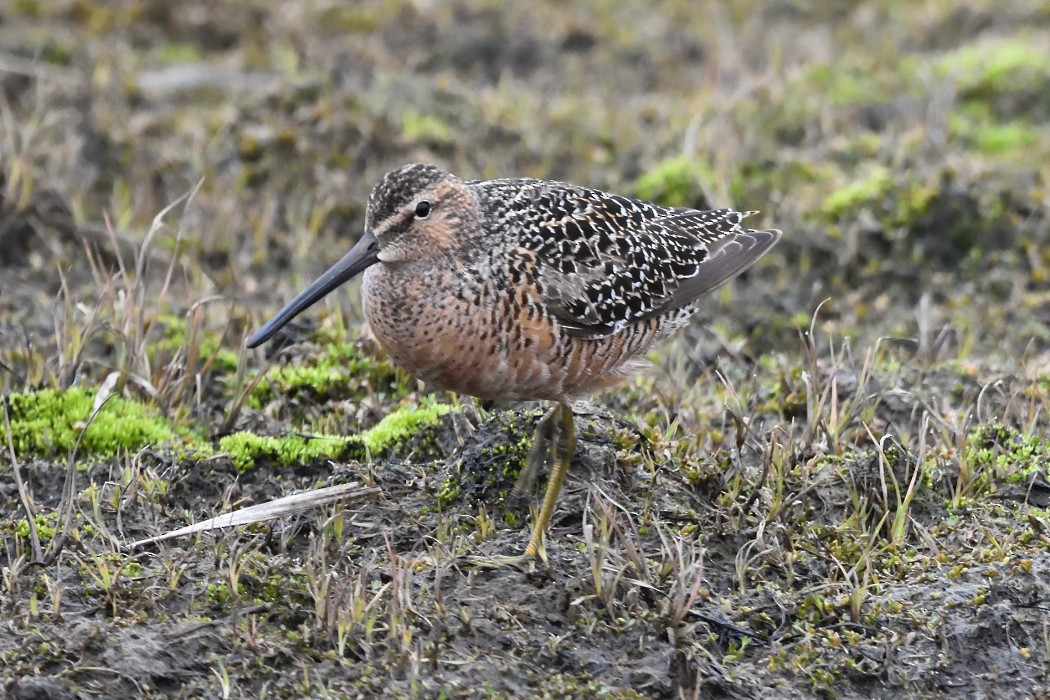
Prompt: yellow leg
<box><xmin>510</xmin><ymin>405</ymin><xmax>560</xmax><ymax>501</ymax></box>
<box><xmin>465</xmin><ymin>402</ymin><xmax>577</xmax><ymax>569</ymax></box>
<box><xmin>522</xmin><ymin>402</ymin><xmax>576</xmax><ymax>562</ymax></box>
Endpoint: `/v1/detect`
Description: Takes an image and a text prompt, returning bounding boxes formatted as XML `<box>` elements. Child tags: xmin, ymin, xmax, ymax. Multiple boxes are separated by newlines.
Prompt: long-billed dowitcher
<box><xmin>247</xmin><ymin>163</ymin><xmax>780</xmax><ymax>563</ymax></box>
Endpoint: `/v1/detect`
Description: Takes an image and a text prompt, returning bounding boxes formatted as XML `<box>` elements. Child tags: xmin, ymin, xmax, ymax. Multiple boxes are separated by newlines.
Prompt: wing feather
<box><xmin>504</xmin><ymin>183</ymin><xmax>779</xmax><ymax>339</ymax></box>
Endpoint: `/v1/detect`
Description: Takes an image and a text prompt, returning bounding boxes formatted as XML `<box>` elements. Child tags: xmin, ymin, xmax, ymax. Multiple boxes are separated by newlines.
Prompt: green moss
<box><xmin>820</xmin><ymin>166</ymin><xmax>892</xmax><ymax>220</ymax></box>
<box><xmin>817</xmin><ymin>164</ymin><xmax>948</xmax><ymax>243</ymax></box>
<box><xmin>804</xmin><ymin>62</ymin><xmax>885</xmax><ymax>107</ymax></box>
<box><xmin>206</xmin><ymin>581</ymin><xmax>244</xmax><ymax>606</ymax></box>
<box><xmin>0</xmin><ymin>387</ymin><xmax>188</xmax><ymax>461</ymax></box>
<box><xmin>633</xmin><ymin>155</ymin><xmax>712</xmax><ymax>208</ymax></box>
<box><xmin>219</xmin><ymin>401</ymin><xmax>452</xmax><ymax>472</ymax></box>
<box><xmin>13</xmin><ymin>0</ymin><xmax>43</xmax><ymax>17</ymax></box>
<box><xmin>400</xmin><ymin>110</ymin><xmax>455</xmax><ymax>148</ymax></box>
<box><xmin>948</xmin><ymin>105</ymin><xmax>1040</xmax><ymax>156</ymax></box>
<box><xmin>12</xmin><ymin>514</ymin><xmax>56</xmax><ymax>543</ymax></box>
<box><xmin>937</xmin><ymin>38</ymin><xmax>1050</xmax><ymax>98</ymax></box>
<box><xmin>962</xmin><ymin>425</ymin><xmax>1050</xmax><ymax>494</ymax></box>
<box><xmin>154</xmin><ymin>313</ymin><xmax>240</xmax><ymax>374</ymax></box>
<box><xmin>155</xmin><ymin>42</ymin><xmax>204</xmax><ymax>65</ymax></box>
<box><xmin>789</xmin><ymin>55</ymin><xmax>920</xmax><ymax>114</ymax></box>
<box><xmin>436</xmin><ymin>409</ymin><xmax>542</xmax><ymax>517</ymax></box>
<box><xmin>360</xmin><ymin>401</ymin><xmax>452</xmax><ymax>453</ymax></box>
<box><xmin>217</xmin><ymin>432</ymin><xmax>357</xmax><ymax>472</ymax></box>
<box><xmin>204</xmin><ymin>342</ymin><xmax>242</xmax><ymax>373</ymax></box>
<box><xmin>730</xmin><ymin>158</ymin><xmax>828</xmax><ymax>209</ymax></box>
<box><xmin>313</xmin><ymin>6</ymin><xmax>382</xmax><ymax>33</ymax></box>
<box><xmin>249</xmin><ymin>341</ymin><xmax>406</xmax><ymax>408</ymax></box>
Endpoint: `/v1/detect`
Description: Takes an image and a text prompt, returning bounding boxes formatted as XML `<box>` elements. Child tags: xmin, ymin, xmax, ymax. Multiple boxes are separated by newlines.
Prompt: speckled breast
<box><xmin>359</xmin><ymin>262</ymin><xmax>658</xmax><ymax>402</ymax></box>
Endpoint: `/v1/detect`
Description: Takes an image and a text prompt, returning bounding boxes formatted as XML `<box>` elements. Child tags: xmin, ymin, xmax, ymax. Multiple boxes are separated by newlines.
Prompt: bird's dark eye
<box><xmin>414</xmin><ymin>200</ymin><xmax>431</xmax><ymax>219</ymax></box>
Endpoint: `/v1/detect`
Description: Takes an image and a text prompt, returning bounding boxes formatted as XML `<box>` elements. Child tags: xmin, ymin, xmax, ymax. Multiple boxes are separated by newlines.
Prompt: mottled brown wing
<box><xmin>513</xmin><ymin>185</ymin><xmax>780</xmax><ymax>339</ymax></box>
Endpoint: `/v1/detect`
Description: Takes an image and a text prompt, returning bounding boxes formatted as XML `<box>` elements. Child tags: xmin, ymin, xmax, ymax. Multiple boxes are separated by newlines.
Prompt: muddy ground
<box><xmin>1</xmin><ymin>1</ymin><xmax>1049</xmax><ymax>698</ymax></box>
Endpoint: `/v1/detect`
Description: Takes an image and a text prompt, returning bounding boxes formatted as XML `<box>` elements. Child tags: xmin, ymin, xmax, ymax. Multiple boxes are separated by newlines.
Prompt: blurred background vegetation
<box><xmin>1</xmin><ymin>2</ymin><xmax>1049</xmax><ymax>697</ymax></box>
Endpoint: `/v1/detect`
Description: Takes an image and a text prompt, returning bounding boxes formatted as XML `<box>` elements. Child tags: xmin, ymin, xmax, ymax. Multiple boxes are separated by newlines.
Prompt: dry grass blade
<box><xmin>221</xmin><ymin>331</ymin><xmax>272</xmax><ymax>434</ymax></box>
<box><xmin>4</xmin><ymin>396</ymin><xmax>42</xmax><ymax>564</ymax></box>
<box><xmin>35</xmin><ymin>390</ymin><xmax>120</xmax><ymax>566</ymax></box>
<box><xmin>127</xmin><ymin>482</ymin><xmax>381</xmax><ymax>548</ymax></box>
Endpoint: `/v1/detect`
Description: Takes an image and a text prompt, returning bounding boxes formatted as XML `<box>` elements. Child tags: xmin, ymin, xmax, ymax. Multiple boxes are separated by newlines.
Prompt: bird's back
<box><xmin>480</xmin><ymin>177</ymin><xmax>780</xmax><ymax>338</ymax></box>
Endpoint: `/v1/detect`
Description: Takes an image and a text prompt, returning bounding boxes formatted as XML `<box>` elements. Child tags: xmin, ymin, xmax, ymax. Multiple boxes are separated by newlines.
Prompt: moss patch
<box><xmin>359</xmin><ymin>400</ymin><xmax>451</xmax><ymax>454</ymax></box>
<box><xmin>219</xmin><ymin>401</ymin><xmax>452</xmax><ymax>471</ymax></box>
<box><xmin>0</xmin><ymin>387</ymin><xmax>189</xmax><ymax>461</ymax></box>
<box><xmin>959</xmin><ymin>424</ymin><xmax>1050</xmax><ymax>502</ymax></box>
<box><xmin>948</xmin><ymin>104</ymin><xmax>1041</xmax><ymax>157</ymax></box>
<box><xmin>249</xmin><ymin>341</ymin><xmax>407</xmax><ymax>408</ymax></box>
<box><xmin>936</xmin><ymin>36</ymin><xmax>1050</xmax><ymax>117</ymax></box>
<box><xmin>819</xmin><ymin>165</ymin><xmax>894</xmax><ymax>220</ymax></box>
<box><xmin>400</xmin><ymin>109</ymin><xmax>455</xmax><ymax>148</ymax></box>
<box><xmin>437</xmin><ymin>408</ymin><xmax>543</xmax><ymax>517</ymax></box>
<box><xmin>632</xmin><ymin>154</ymin><xmax>713</xmax><ymax>209</ymax></box>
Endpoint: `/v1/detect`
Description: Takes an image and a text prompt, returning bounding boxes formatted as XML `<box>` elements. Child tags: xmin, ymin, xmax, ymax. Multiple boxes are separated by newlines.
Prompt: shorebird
<box><xmin>247</xmin><ymin>163</ymin><xmax>780</xmax><ymax>563</ymax></box>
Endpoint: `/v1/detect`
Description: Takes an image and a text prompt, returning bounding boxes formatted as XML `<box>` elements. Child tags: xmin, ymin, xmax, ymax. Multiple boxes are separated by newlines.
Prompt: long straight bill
<box><xmin>246</xmin><ymin>230</ymin><xmax>380</xmax><ymax>347</ymax></box>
